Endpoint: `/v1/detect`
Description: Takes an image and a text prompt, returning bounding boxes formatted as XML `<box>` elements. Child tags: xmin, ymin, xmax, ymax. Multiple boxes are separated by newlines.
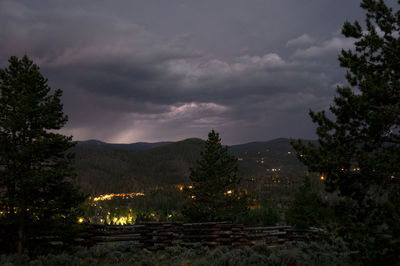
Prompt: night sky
<box><xmin>1</xmin><ymin>0</ymin><xmax>368</xmax><ymax>144</ymax></box>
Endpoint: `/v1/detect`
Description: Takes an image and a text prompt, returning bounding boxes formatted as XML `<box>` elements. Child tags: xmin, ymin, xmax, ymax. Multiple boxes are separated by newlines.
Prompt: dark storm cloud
<box><xmin>0</xmin><ymin>0</ymin><xmax>368</xmax><ymax>143</ymax></box>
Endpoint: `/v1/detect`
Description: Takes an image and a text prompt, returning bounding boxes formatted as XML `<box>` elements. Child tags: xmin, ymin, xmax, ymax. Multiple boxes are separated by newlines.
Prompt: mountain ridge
<box><xmin>77</xmin><ymin>137</ymin><xmax>314</xmax><ymax>150</ymax></box>
<box><xmin>77</xmin><ymin>139</ymin><xmax>175</xmax><ymax>151</ymax></box>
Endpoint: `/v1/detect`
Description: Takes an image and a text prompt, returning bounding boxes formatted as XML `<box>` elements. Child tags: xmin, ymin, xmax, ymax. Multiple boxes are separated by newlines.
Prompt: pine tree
<box><xmin>291</xmin><ymin>0</ymin><xmax>400</xmax><ymax>263</ymax></box>
<box><xmin>0</xmin><ymin>55</ymin><xmax>85</xmax><ymax>253</ymax></box>
<box><xmin>285</xmin><ymin>176</ymin><xmax>333</xmax><ymax>229</ymax></box>
<box><xmin>183</xmin><ymin>130</ymin><xmax>248</xmax><ymax>222</ymax></box>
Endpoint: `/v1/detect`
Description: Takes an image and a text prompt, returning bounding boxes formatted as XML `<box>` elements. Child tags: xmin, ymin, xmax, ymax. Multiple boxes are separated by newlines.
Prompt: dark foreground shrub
<box><xmin>0</xmin><ymin>238</ymin><xmax>355</xmax><ymax>266</ymax></box>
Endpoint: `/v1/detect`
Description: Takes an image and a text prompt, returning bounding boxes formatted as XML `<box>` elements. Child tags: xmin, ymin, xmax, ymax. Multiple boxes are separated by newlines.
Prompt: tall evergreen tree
<box><xmin>183</xmin><ymin>130</ymin><xmax>248</xmax><ymax>222</ymax></box>
<box><xmin>292</xmin><ymin>0</ymin><xmax>400</xmax><ymax>263</ymax></box>
<box><xmin>285</xmin><ymin>176</ymin><xmax>333</xmax><ymax>229</ymax></box>
<box><xmin>0</xmin><ymin>55</ymin><xmax>85</xmax><ymax>253</ymax></box>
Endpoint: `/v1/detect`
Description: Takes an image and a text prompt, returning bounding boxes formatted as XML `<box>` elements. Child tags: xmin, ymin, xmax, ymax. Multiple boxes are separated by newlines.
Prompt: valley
<box><xmin>75</xmin><ymin>138</ymin><xmax>324</xmax><ymax>226</ymax></box>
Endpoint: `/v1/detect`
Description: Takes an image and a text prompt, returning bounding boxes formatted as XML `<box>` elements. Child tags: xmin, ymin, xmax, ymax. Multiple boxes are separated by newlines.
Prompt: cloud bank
<box><xmin>0</xmin><ymin>0</ymin><xmax>364</xmax><ymax>144</ymax></box>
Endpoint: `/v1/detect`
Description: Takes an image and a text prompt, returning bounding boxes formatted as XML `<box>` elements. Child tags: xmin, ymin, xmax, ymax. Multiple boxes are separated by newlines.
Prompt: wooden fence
<box><xmin>82</xmin><ymin>222</ymin><xmax>324</xmax><ymax>250</ymax></box>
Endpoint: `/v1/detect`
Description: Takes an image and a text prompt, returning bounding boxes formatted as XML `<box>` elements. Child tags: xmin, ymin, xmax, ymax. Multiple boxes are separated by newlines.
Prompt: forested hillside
<box><xmin>74</xmin><ymin>138</ymin><xmax>308</xmax><ymax>194</ymax></box>
<box><xmin>74</xmin><ymin>138</ymin><xmax>204</xmax><ymax>193</ymax></box>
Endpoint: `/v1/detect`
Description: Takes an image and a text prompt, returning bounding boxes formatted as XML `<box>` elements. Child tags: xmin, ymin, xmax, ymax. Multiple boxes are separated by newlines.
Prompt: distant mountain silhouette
<box><xmin>78</xmin><ymin>139</ymin><xmax>173</xmax><ymax>151</ymax></box>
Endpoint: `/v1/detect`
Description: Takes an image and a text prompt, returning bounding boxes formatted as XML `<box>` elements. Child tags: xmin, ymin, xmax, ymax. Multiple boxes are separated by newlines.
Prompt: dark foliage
<box><xmin>183</xmin><ymin>130</ymin><xmax>248</xmax><ymax>222</ymax></box>
<box><xmin>244</xmin><ymin>206</ymin><xmax>280</xmax><ymax>227</ymax></box>
<box><xmin>286</xmin><ymin>176</ymin><xmax>334</xmax><ymax>229</ymax></box>
<box><xmin>292</xmin><ymin>0</ymin><xmax>400</xmax><ymax>263</ymax></box>
<box><xmin>0</xmin><ymin>240</ymin><xmax>354</xmax><ymax>266</ymax></box>
<box><xmin>0</xmin><ymin>55</ymin><xmax>85</xmax><ymax>253</ymax></box>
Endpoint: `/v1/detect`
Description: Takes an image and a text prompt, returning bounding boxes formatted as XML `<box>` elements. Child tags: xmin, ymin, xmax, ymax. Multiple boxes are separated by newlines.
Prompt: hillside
<box><xmin>74</xmin><ymin>138</ymin><xmax>309</xmax><ymax>194</ymax></box>
<box><xmin>230</xmin><ymin>138</ymin><xmax>308</xmax><ymax>176</ymax></box>
<box><xmin>74</xmin><ymin>138</ymin><xmax>204</xmax><ymax>194</ymax></box>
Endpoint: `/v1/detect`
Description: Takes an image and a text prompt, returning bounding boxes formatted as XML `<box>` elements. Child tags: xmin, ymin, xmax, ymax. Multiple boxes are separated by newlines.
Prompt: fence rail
<box><xmin>81</xmin><ymin>222</ymin><xmax>324</xmax><ymax>250</ymax></box>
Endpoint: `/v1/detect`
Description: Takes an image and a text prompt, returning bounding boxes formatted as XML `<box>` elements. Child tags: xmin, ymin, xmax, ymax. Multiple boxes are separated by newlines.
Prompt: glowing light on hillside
<box><xmin>177</xmin><ymin>185</ymin><xmax>196</xmax><ymax>191</ymax></box>
<box><xmin>78</xmin><ymin>217</ymin><xmax>85</xmax><ymax>223</ymax></box>
<box><xmin>103</xmin><ymin>214</ymin><xmax>136</xmax><ymax>225</ymax></box>
<box><xmin>320</xmin><ymin>176</ymin><xmax>325</xmax><ymax>181</ymax></box>
<box><xmin>223</xmin><ymin>190</ymin><xmax>234</xmax><ymax>196</ymax></box>
<box><xmin>93</xmin><ymin>192</ymin><xmax>145</xmax><ymax>201</ymax></box>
